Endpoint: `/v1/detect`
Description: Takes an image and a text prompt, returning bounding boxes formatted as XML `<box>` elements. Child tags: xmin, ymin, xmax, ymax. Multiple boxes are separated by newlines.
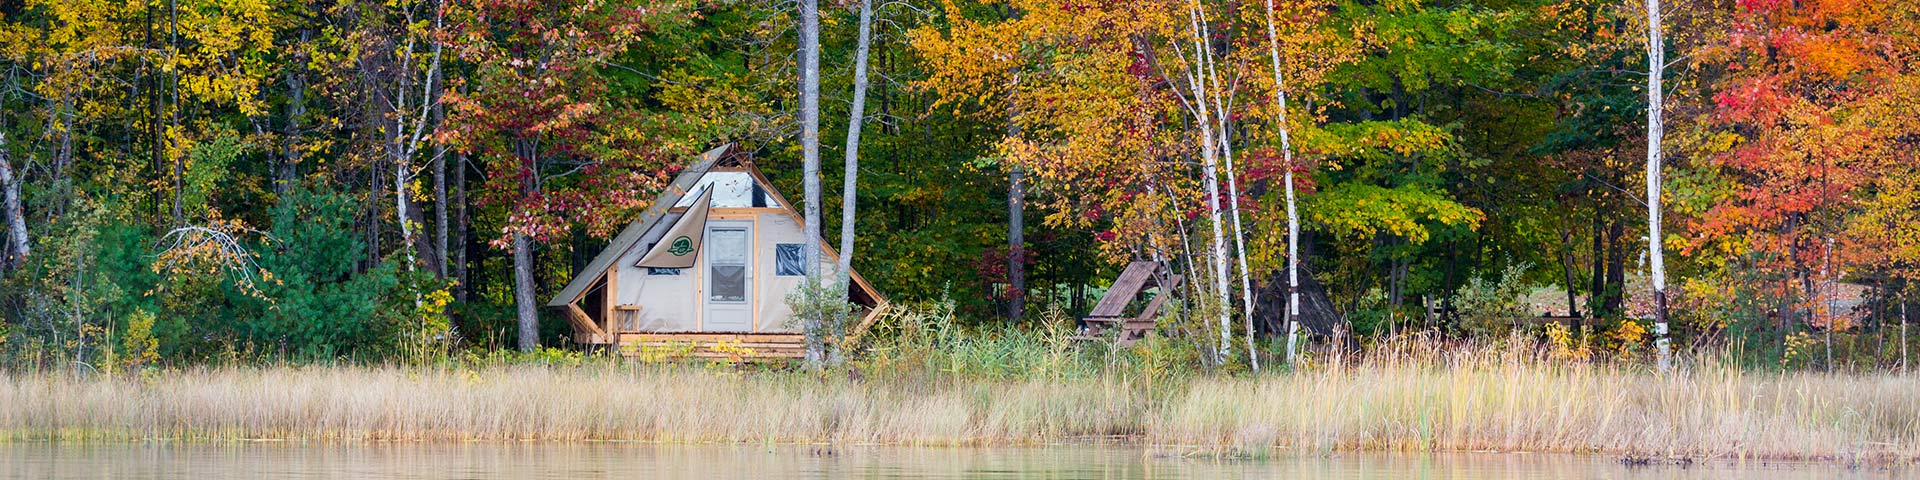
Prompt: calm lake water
<box><xmin>1</xmin><ymin>443</ymin><xmax>1908</xmax><ymax>479</ymax></box>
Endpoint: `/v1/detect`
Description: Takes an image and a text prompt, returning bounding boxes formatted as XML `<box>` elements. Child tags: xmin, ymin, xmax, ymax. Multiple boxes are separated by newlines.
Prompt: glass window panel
<box><xmin>709</xmin><ymin>228</ymin><xmax>748</xmax><ymax>264</ymax></box>
<box><xmin>674</xmin><ymin>172</ymin><xmax>757</xmax><ymax>208</ymax></box>
<box><xmin>776</xmin><ymin>244</ymin><xmax>804</xmax><ymax>276</ymax></box>
<box><xmin>710</xmin><ymin>265</ymin><xmax>746</xmax><ymax>302</ymax></box>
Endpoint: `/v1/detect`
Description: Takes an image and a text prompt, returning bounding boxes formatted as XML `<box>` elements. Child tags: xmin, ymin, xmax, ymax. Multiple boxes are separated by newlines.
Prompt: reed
<box><xmin>3</xmin><ymin>350</ymin><xmax>1915</xmax><ymax>462</ymax></box>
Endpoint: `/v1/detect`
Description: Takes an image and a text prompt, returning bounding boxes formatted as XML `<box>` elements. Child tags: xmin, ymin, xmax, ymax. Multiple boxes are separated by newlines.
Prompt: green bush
<box><xmin>230</xmin><ymin>187</ymin><xmax>407</xmax><ymax>360</ymax></box>
<box><xmin>1456</xmin><ymin>262</ymin><xmax>1533</xmax><ymax>337</ymax></box>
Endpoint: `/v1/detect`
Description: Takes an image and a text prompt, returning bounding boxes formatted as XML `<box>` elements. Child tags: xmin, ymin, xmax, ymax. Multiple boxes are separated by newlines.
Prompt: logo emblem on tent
<box><xmin>668</xmin><ymin>235</ymin><xmax>694</xmax><ymax>256</ymax></box>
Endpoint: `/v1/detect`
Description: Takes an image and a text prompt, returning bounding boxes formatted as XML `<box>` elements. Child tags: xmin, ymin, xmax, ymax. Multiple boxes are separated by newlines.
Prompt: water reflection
<box><xmin>2</xmin><ymin>443</ymin><xmax>1906</xmax><ymax>479</ymax></box>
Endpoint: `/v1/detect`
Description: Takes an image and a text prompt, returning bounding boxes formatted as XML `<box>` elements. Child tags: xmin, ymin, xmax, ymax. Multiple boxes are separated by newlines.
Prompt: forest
<box><xmin>0</xmin><ymin>0</ymin><xmax>1915</xmax><ymax>372</ymax></box>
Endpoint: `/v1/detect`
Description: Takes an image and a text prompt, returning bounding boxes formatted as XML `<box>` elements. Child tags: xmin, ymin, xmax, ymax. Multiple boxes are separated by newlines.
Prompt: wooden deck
<box><xmin>574</xmin><ymin>332</ymin><xmax>807</xmax><ymax>360</ymax></box>
<box><xmin>566</xmin><ymin>301</ymin><xmax>889</xmax><ymax>362</ymax></box>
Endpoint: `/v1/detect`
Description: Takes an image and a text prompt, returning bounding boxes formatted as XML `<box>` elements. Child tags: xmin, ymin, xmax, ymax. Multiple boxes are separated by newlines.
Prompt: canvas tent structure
<box><xmin>547</xmin><ymin>144</ymin><xmax>888</xmax><ymax>359</ymax></box>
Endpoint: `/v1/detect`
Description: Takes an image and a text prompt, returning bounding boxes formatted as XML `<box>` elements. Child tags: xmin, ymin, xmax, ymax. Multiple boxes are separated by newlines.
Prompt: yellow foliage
<box><xmin>121</xmin><ymin>310</ymin><xmax>161</xmax><ymax>370</ymax></box>
<box><xmin>1544</xmin><ymin>322</ymin><xmax>1590</xmax><ymax>362</ymax></box>
<box><xmin>1606</xmin><ymin>319</ymin><xmax>1647</xmax><ymax>358</ymax></box>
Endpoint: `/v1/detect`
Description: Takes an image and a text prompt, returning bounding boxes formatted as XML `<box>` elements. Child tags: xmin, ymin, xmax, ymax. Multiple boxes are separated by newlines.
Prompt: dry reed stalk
<box><xmin>1</xmin><ymin>359</ymin><xmax>1914</xmax><ymax>462</ymax></box>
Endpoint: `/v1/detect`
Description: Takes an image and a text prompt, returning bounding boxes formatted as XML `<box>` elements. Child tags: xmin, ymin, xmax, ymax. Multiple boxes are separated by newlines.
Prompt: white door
<box><xmin>703</xmin><ymin>221</ymin><xmax>753</xmax><ymax>331</ymax></box>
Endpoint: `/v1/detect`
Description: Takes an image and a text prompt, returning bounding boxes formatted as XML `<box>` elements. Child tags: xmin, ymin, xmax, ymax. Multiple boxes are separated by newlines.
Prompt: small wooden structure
<box><xmin>1075</xmin><ymin>261</ymin><xmax>1183</xmax><ymax>346</ymax></box>
<box><xmin>546</xmin><ymin>144</ymin><xmax>888</xmax><ymax>360</ymax></box>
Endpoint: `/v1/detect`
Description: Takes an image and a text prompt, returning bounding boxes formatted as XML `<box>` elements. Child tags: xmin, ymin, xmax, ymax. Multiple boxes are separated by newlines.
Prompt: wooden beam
<box><xmin>842</xmin><ymin>301</ymin><xmax>891</xmax><ymax>350</ymax></box>
<box><xmin>603</xmin><ymin>267</ymin><xmax>619</xmax><ymax>338</ymax></box>
<box><xmin>563</xmin><ymin>304</ymin><xmax>606</xmax><ymax>339</ymax></box>
<box><xmin>619</xmin><ymin>333</ymin><xmax>805</xmax><ymax>344</ymax></box>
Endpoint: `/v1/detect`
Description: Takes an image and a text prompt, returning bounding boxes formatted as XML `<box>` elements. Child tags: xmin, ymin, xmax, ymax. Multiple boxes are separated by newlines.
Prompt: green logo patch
<box><xmin>667</xmin><ymin>236</ymin><xmax>694</xmax><ymax>256</ymax></box>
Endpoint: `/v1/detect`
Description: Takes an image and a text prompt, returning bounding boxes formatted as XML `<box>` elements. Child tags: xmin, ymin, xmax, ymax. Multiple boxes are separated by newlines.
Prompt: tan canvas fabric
<box><xmin>636</xmin><ymin>187</ymin><xmax>713</xmax><ymax>268</ymax></box>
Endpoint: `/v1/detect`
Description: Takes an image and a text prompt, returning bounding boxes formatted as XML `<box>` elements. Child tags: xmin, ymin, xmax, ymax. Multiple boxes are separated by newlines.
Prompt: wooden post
<box><xmin>605</xmin><ymin>268</ymin><xmax>619</xmax><ymax>354</ymax></box>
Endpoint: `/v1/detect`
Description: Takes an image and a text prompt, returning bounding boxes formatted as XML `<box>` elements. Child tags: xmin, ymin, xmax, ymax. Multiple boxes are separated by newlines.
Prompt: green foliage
<box><xmin>1455</xmin><ymin>262</ymin><xmax>1533</xmax><ymax>337</ymax></box>
<box><xmin>0</xmin><ymin>0</ymin><xmax>1913</xmax><ymax>375</ymax></box>
<box><xmin>784</xmin><ymin>279</ymin><xmax>851</xmax><ymax>362</ymax></box>
<box><xmin>1306</xmin><ymin>183</ymin><xmax>1482</xmax><ymax>245</ymax></box>
<box><xmin>856</xmin><ymin>295</ymin><xmax>1205</xmax><ymax>382</ymax></box>
<box><xmin>235</xmin><ymin>187</ymin><xmax>404</xmax><ymax>360</ymax></box>
<box><xmin>1</xmin><ymin>198</ymin><xmax>159</xmax><ymax>370</ymax></box>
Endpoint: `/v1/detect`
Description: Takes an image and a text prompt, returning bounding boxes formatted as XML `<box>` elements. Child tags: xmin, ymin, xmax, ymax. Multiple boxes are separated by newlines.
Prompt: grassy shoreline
<box><xmin>4</xmin><ymin>357</ymin><xmax>1917</xmax><ymax>463</ymax></box>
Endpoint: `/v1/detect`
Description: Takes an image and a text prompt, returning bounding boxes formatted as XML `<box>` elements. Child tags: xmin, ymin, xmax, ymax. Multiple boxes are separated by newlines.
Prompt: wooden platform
<box><xmin>583</xmin><ymin>332</ymin><xmax>807</xmax><ymax>360</ymax></box>
<box><xmin>565</xmin><ymin>300</ymin><xmax>890</xmax><ymax>362</ymax></box>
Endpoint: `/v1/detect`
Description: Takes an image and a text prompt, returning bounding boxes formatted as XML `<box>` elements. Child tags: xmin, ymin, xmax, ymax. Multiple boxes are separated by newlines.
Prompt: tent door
<box><xmin>702</xmin><ymin>220</ymin><xmax>753</xmax><ymax>331</ymax></box>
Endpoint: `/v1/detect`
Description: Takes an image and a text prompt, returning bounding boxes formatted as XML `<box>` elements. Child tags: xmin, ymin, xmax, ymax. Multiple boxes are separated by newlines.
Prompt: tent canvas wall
<box><xmin>547</xmin><ymin>144</ymin><xmax>886</xmax><ymax>358</ymax></box>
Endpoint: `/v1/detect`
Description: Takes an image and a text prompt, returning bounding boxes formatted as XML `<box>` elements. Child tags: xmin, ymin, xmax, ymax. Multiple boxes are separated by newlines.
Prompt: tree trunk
<box><xmin>839</xmin><ymin>0</ymin><xmax>873</xmax><ymax>303</ymax></box>
<box><xmin>1589</xmin><ymin>204</ymin><xmax>1606</xmax><ymax>317</ymax></box>
<box><xmin>1263</xmin><ymin>0</ymin><xmax>1303</xmax><ymax>363</ymax></box>
<box><xmin>799</xmin><ymin>0</ymin><xmax>824</xmax><ymax>365</ymax></box>
<box><xmin>278</xmin><ymin>29</ymin><xmax>309</xmax><ymax>196</ymax></box>
<box><xmin>1646</xmin><ymin>0</ymin><xmax>1672</xmax><ymax>371</ymax></box>
<box><xmin>453</xmin><ymin>150</ymin><xmax>470</xmax><ymax>303</ymax></box>
<box><xmin>511</xmin><ymin>136</ymin><xmax>540</xmax><ymax>351</ymax></box>
<box><xmin>168</xmin><ymin>0</ymin><xmax>182</xmax><ymax>226</ymax></box>
<box><xmin>1203</xmin><ymin>14</ymin><xmax>1256</xmax><ymax>371</ymax></box>
<box><xmin>1008</xmin><ymin>153</ymin><xmax>1026</xmax><ymax>324</ymax></box>
<box><xmin>433</xmin><ymin>101</ymin><xmax>449</xmax><ymax>279</ymax></box>
<box><xmin>396</xmin><ymin>157</ymin><xmax>422</xmax><ymax>270</ymax></box>
<box><xmin>0</xmin><ymin>133</ymin><xmax>27</xmax><ymax>271</ymax></box>
<box><xmin>1821</xmin><ymin>237</ymin><xmax>1835</xmax><ymax>370</ymax></box>
<box><xmin>831</xmin><ymin>0</ymin><xmax>875</xmax><ymax>366</ymax></box>
<box><xmin>1187</xmin><ymin>1</ymin><xmax>1232</xmax><ymax>363</ymax></box>
<box><xmin>1561</xmin><ymin>224</ymin><xmax>1580</xmax><ymax>319</ymax></box>
<box><xmin>512</xmin><ymin>232</ymin><xmax>538</xmax><ymax>351</ymax></box>
<box><xmin>1605</xmin><ymin>220</ymin><xmax>1626</xmax><ymax>315</ymax></box>
<box><xmin>146</xmin><ymin>0</ymin><xmax>163</xmax><ymax>226</ymax></box>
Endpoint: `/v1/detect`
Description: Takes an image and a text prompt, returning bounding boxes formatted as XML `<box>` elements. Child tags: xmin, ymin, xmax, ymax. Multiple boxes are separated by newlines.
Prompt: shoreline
<box><xmin>0</xmin><ymin>436</ymin><xmax>1913</xmax><ymax>469</ymax></box>
<box><xmin>5</xmin><ymin>363</ymin><xmax>1917</xmax><ymax>464</ymax></box>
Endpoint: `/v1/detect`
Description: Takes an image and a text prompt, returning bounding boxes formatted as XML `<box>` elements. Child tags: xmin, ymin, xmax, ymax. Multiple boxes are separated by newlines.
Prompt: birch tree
<box><xmin>362</xmin><ymin>0</ymin><xmax>445</xmax><ymax>276</ymax></box>
<box><xmin>0</xmin><ymin>133</ymin><xmax>24</xmax><ymax>271</ymax></box>
<box><xmin>1645</xmin><ymin>0</ymin><xmax>1671</xmax><ymax>372</ymax></box>
<box><xmin>1197</xmin><ymin>7</ymin><xmax>1258</xmax><ymax>371</ymax></box>
<box><xmin>1184</xmin><ymin>0</ymin><xmax>1233</xmax><ymax>363</ymax></box>
<box><xmin>1263</xmin><ymin>0</ymin><xmax>1303</xmax><ymax>364</ymax></box>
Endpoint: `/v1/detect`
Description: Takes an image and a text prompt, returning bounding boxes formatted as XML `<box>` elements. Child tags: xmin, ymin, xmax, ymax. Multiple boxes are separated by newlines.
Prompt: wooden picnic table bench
<box><xmin>1073</xmin><ymin>261</ymin><xmax>1183</xmax><ymax>347</ymax></box>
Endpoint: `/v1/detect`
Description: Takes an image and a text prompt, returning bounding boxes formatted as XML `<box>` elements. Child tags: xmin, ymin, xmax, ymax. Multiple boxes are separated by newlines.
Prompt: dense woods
<box><xmin>0</xmin><ymin>0</ymin><xmax>1915</xmax><ymax>370</ymax></box>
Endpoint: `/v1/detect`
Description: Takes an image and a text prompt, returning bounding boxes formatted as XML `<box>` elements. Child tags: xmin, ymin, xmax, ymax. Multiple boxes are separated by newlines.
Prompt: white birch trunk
<box><xmin>799</xmin><ymin>0</ymin><xmax>825</xmax><ymax>365</ymax></box>
<box><xmin>1187</xmin><ymin>1</ymin><xmax>1231</xmax><ymax>363</ymax></box>
<box><xmin>387</xmin><ymin>4</ymin><xmax>444</xmax><ymax>276</ymax></box>
<box><xmin>1645</xmin><ymin>0</ymin><xmax>1671</xmax><ymax>372</ymax></box>
<box><xmin>1200</xmin><ymin>20</ymin><xmax>1258</xmax><ymax>371</ymax></box>
<box><xmin>0</xmin><ymin>132</ymin><xmax>26</xmax><ymax>271</ymax></box>
<box><xmin>1264</xmin><ymin>0</ymin><xmax>1303</xmax><ymax>364</ymax></box>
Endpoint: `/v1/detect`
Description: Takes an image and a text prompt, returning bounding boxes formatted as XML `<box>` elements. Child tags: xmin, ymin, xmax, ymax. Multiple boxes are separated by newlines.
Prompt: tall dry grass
<box><xmin>3</xmin><ymin>351</ymin><xmax>1916</xmax><ymax>462</ymax></box>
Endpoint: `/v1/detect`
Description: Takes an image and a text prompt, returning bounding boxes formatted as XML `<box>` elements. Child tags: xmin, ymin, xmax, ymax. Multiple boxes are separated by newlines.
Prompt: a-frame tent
<box><xmin>546</xmin><ymin>144</ymin><xmax>888</xmax><ymax>359</ymax></box>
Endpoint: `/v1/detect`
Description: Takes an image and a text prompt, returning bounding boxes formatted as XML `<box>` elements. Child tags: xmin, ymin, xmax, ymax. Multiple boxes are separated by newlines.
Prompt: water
<box><xmin>1</xmin><ymin>443</ymin><xmax>1907</xmax><ymax>479</ymax></box>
